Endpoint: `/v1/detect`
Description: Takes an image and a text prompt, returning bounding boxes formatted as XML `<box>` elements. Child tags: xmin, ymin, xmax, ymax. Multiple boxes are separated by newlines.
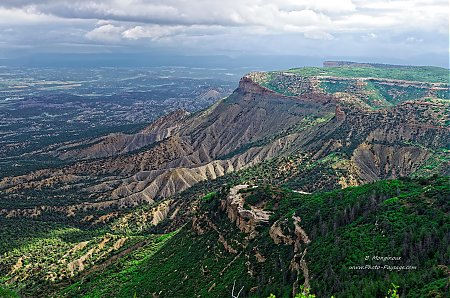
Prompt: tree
<box><xmin>385</xmin><ymin>283</ymin><xmax>400</xmax><ymax>298</ymax></box>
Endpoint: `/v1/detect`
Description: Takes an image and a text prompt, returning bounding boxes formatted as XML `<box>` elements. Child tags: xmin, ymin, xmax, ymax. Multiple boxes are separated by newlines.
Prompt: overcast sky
<box><xmin>0</xmin><ymin>0</ymin><xmax>448</xmax><ymax>67</ymax></box>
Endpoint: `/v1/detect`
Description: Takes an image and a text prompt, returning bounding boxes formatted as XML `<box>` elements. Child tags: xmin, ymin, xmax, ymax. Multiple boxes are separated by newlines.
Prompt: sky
<box><xmin>0</xmin><ymin>0</ymin><xmax>448</xmax><ymax>67</ymax></box>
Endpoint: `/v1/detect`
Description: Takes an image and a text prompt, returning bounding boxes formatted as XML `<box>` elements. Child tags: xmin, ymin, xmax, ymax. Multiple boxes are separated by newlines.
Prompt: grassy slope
<box><xmin>58</xmin><ymin>176</ymin><xmax>449</xmax><ymax>298</ymax></box>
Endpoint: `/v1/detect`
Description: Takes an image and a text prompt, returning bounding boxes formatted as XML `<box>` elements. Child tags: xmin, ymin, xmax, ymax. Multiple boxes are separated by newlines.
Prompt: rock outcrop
<box><xmin>220</xmin><ymin>185</ymin><xmax>271</xmax><ymax>236</ymax></box>
<box><xmin>270</xmin><ymin>215</ymin><xmax>311</xmax><ymax>295</ymax></box>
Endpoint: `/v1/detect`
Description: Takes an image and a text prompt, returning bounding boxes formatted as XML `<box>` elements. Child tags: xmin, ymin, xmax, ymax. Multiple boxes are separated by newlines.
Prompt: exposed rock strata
<box><xmin>1</xmin><ymin>73</ymin><xmax>448</xmax><ymax>220</ymax></box>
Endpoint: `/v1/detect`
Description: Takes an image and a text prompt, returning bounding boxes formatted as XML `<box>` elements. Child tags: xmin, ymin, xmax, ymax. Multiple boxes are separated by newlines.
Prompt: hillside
<box><xmin>0</xmin><ymin>62</ymin><xmax>449</xmax><ymax>297</ymax></box>
<box><xmin>26</xmin><ymin>176</ymin><xmax>450</xmax><ymax>297</ymax></box>
<box><xmin>1</xmin><ymin>63</ymin><xmax>448</xmax><ymax>224</ymax></box>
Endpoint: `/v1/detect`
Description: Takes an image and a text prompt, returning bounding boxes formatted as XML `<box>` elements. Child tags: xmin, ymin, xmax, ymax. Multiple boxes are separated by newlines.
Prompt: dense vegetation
<box><xmin>278</xmin><ymin>176</ymin><xmax>449</xmax><ymax>297</ymax></box>
<box><xmin>29</xmin><ymin>176</ymin><xmax>448</xmax><ymax>298</ymax></box>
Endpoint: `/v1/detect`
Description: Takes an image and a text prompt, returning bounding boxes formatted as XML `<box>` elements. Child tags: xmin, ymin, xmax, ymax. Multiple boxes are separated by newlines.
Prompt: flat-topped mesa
<box><xmin>323</xmin><ymin>61</ymin><xmax>414</xmax><ymax>69</ymax></box>
<box><xmin>324</xmin><ymin>61</ymin><xmax>375</xmax><ymax>68</ymax></box>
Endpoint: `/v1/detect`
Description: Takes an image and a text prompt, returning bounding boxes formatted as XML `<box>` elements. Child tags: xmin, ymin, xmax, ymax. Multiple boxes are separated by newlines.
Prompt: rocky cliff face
<box><xmin>1</xmin><ymin>70</ymin><xmax>448</xmax><ymax>223</ymax></box>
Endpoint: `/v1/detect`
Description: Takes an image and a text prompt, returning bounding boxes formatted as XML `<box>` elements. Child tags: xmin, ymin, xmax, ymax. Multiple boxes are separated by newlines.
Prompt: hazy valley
<box><xmin>0</xmin><ymin>67</ymin><xmax>242</xmax><ymax>177</ymax></box>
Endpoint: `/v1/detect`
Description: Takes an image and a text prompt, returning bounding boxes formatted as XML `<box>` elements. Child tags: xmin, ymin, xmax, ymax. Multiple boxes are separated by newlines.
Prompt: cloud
<box><xmin>122</xmin><ymin>25</ymin><xmax>178</xmax><ymax>40</ymax></box>
<box><xmin>0</xmin><ymin>7</ymin><xmax>57</xmax><ymax>25</ymax></box>
<box><xmin>0</xmin><ymin>0</ymin><xmax>447</xmax><ymax>34</ymax></box>
<box><xmin>405</xmin><ymin>37</ymin><xmax>424</xmax><ymax>44</ymax></box>
<box><xmin>273</xmin><ymin>0</ymin><xmax>356</xmax><ymax>14</ymax></box>
<box><xmin>361</xmin><ymin>33</ymin><xmax>378</xmax><ymax>41</ymax></box>
<box><xmin>85</xmin><ymin>24</ymin><xmax>123</xmax><ymax>42</ymax></box>
<box><xmin>303</xmin><ymin>31</ymin><xmax>334</xmax><ymax>40</ymax></box>
<box><xmin>0</xmin><ymin>0</ymin><xmax>447</xmax><ymax>65</ymax></box>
